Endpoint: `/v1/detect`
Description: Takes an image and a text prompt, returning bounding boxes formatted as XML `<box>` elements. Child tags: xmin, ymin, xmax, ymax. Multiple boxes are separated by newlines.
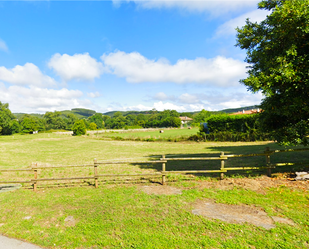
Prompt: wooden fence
<box><xmin>1</xmin><ymin>147</ymin><xmax>308</xmax><ymax>191</ymax></box>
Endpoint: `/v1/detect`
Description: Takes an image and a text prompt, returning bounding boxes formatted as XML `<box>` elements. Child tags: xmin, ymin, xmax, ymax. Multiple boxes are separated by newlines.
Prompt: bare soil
<box><xmin>140</xmin><ymin>176</ymin><xmax>302</xmax><ymax>229</ymax></box>
<box><xmin>192</xmin><ymin>199</ymin><xmax>295</xmax><ymax>230</ymax></box>
<box><xmin>140</xmin><ymin>185</ymin><xmax>182</xmax><ymax>195</ymax></box>
<box><xmin>196</xmin><ymin>175</ymin><xmax>309</xmax><ymax>194</ymax></box>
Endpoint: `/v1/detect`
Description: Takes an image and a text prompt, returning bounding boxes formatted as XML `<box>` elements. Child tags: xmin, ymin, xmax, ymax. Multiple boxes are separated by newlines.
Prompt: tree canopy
<box><xmin>236</xmin><ymin>0</ymin><xmax>309</xmax><ymax>145</ymax></box>
<box><xmin>0</xmin><ymin>101</ymin><xmax>16</xmax><ymax>135</ymax></box>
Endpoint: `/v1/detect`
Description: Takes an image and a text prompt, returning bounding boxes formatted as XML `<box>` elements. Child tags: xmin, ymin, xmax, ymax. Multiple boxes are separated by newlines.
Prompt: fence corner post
<box><xmin>220</xmin><ymin>152</ymin><xmax>225</xmax><ymax>180</ymax></box>
<box><xmin>94</xmin><ymin>158</ymin><xmax>98</xmax><ymax>188</ymax></box>
<box><xmin>33</xmin><ymin>163</ymin><xmax>38</xmax><ymax>192</ymax></box>
<box><xmin>161</xmin><ymin>155</ymin><xmax>166</xmax><ymax>185</ymax></box>
<box><xmin>265</xmin><ymin>147</ymin><xmax>271</xmax><ymax>177</ymax></box>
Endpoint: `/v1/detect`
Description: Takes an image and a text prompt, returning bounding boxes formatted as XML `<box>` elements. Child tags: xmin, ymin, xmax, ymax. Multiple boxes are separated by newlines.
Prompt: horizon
<box><xmin>0</xmin><ymin>0</ymin><xmax>265</xmax><ymax>114</ymax></box>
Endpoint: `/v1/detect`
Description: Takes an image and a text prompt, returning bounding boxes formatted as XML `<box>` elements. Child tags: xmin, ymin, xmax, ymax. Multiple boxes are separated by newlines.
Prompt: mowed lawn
<box><xmin>0</xmin><ymin>133</ymin><xmax>309</xmax><ymax>248</ymax></box>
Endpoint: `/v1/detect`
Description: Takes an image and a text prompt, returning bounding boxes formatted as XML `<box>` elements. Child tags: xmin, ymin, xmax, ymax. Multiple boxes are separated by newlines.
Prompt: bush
<box><xmin>89</xmin><ymin>122</ymin><xmax>97</xmax><ymax>130</ymax></box>
<box><xmin>72</xmin><ymin>120</ymin><xmax>86</xmax><ymax>136</ymax></box>
<box><xmin>189</xmin><ymin>131</ymin><xmax>271</xmax><ymax>142</ymax></box>
<box><xmin>207</xmin><ymin>114</ymin><xmax>259</xmax><ymax>133</ymax></box>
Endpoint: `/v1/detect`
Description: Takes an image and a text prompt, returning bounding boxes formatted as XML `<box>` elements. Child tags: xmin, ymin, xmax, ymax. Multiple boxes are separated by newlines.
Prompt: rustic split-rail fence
<box><xmin>1</xmin><ymin>147</ymin><xmax>309</xmax><ymax>191</ymax></box>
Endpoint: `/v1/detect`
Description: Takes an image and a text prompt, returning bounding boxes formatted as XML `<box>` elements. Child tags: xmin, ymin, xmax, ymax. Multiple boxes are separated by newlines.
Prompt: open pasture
<box><xmin>0</xmin><ymin>133</ymin><xmax>309</xmax><ymax>248</ymax></box>
<box><xmin>94</xmin><ymin>127</ymin><xmax>199</xmax><ymax>141</ymax></box>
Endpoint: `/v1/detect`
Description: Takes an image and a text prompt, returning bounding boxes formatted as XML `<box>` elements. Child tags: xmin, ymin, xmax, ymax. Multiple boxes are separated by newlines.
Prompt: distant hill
<box><xmin>103</xmin><ymin>110</ymin><xmax>156</xmax><ymax>117</ymax></box>
<box><xmin>13</xmin><ymin>105</ymin><xmax>261</xmax><ymax>120</ymax></box>
<box><xmin>60</xmin><ymin>108</ymin><xmax>96</xmax><ymax>119</ymax></box>
<box><xmin>14</xmin><ymin>108</ymin><xmax>97</xmax><ymax>120</ymax></box>
<box><xmin>220</xmin><ymin>105</ymin><xmax>260</xmax><ymax>114</ymax></box>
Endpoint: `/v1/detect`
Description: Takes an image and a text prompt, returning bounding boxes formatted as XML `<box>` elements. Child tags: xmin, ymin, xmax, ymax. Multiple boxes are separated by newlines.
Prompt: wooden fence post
<box><xmin>162</xmin><ymin>155</ymin><xmax>166</xmax><ymax>185</ymax></box>
<box><xmin>94</xmin><ymin>158</ymin><xmax>98</xmax><ymax>188</ymax></box>
<box><xmin>220</xmin><ymin>152</ymin><xmax>225</xmax><ymax>180</ymax></box>
<box><xmin>33</xmin><ymin>163</ymin><xmax>37</xmax><ymax>192</ymax></box>
<box><xmin>265</xmin><ymin>147</ymin><xmax>271</xmax><ymax>177</ymax></box>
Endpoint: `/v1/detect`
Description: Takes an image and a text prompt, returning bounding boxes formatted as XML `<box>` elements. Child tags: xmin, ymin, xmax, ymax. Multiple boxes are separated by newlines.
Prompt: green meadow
<box><xmin>94</xmin><ymin>127</ymin><xmax>199</xmax><ymax>141</ymax></box>
<box><xmin>0</xmin><ymin>132</ymin><xmax>308</xmax><ymax>248</ymax></box>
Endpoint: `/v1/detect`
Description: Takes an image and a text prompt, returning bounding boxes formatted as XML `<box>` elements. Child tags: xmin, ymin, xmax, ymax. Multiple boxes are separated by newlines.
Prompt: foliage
<box><xmin>10</xmin><ymin>120</ymin><xmax>21</xmax><ymax>134</ymax></box>
<box><xmin>191</xmin><ymin>131</ymin><xmax>271</xmax><ymax>142</ymax></box>
<box><xmin>88</xmin><ymin>113</ymin><xmax>104</xmax><ymax>129</ymax></box>
<box><xmin>193</xmin><ymin>109</ymin><xmax>212</xmax><ymax>123</ymax></box>
<box><xmin>65</xmin><ymin>113</ymin><xmax>78</xmax><ymax>130</ymax></box>
<box><xmin>88</xmin><ymin>122</ymin><xmax>97</xmax><ymax>130</ymax></box>
<box><xmin>44</xmin><ymin>111</ymin><xmax>67</xmax><ymax>130</ymax></box>
<box><xmin>236</xmin><ymin>0</ymin><xmax>309</xmax><ymax>145</ymax></box>
<box><xmin>20</xmin><ymin>114</ymin><xmax>46</xmax><ymax>133</ymax></box>
<box><xmin>207</xmin><ymin>114</ymin><xmax>259</xmax><ymax>133</ymax></box>
<box><xmin>72</xmin><ymin>120</ymin><xmax>86</xmax><ymax>136</ymax></box>
<box><xmin>0</xmin><ymin>101</ymin><xmax>16</xmax><ymax>135</ymax></box>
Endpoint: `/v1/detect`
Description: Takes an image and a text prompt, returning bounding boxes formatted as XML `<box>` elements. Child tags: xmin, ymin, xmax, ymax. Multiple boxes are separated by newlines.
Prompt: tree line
<box><xmin>0</xmin><ymin>101</ymin><xmax>220</xmax><ymax>135</ymax></box>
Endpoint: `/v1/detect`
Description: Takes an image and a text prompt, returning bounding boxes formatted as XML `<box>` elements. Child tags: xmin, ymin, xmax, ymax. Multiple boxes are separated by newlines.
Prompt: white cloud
<box><xmin>48</xmin><ymin>53</ymin><xmax>104</xmax><ymax>82</ymax></box>
<box><xmin>101</xmin><ymin>51</ymin><xmax>247</xmax><ymax>86</ymax></box>
<box><xmin>149</xmin><ymin>91</ymin><xmax>263</xmax><ymax>111</ymax></box>
<box><xmin>153</xmin><ymin>101</ymin><xmax>187</xmax><ymax>112</ymax></box>
<box><xmin>0</xmin><ymin>39</ymin><xmax>8</xmax><ymax>52</ymax></box>
<box><xmin>87</xmin><ymin>91</ymin><xmax>102</xmax><ymax>98</ymax></box>
<box><xmin>215</xmin><ymin>9</ymin><xmax>269</xmax><ymax>38</ymax></box>
<box><xmin>115</xmin><ymin>0</ymin><xmax>259</xmax><ymax>16</ymax></box>
<box><xmin>0</xmin><ymin>82</ymin><xmax>92</xmax><ymax>113</ymax></box>
<box><xmin>0</xmin><ymin>63</ymin><xmax>56</xmax><ymax>87</ymax></box>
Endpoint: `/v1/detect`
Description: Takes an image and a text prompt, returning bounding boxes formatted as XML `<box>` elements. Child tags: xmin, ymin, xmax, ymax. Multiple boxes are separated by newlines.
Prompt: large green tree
<box><xmin>236</xmin><ymin>0</ymin><xmax>309</xmax><ymax>145</ymax></box>
<box><xmin>0</xmin><ymin>101</ymin><xmax>16</xmax><ymax>135</ymax></box>
<box><xmin>44</xmin><ymin>111</ymin><xmax>67</xmax><ymax>130</ymax></box>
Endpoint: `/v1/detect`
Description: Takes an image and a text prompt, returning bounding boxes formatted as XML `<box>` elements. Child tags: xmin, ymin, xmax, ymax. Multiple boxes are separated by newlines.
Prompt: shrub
<box><xmin>207</xmin><ymin>114</ymin><xmax>259</xmax><ymax>133</ymax></box>
<box><xmin>89</xmin><ymin>122</ymin><xmax>97</xmax><ymax>130</ymax></box>
<box><xmin>72</xmin><ymin>120</ymin><xmax>86</xmax><ymax>136</ymax></box>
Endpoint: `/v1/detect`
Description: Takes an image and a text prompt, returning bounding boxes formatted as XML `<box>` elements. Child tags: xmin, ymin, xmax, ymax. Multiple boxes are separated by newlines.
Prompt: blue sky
<box><xmin>0</xmin><ymin>0</ymin><xmax>267</xmax><ymax>114</ymax></box>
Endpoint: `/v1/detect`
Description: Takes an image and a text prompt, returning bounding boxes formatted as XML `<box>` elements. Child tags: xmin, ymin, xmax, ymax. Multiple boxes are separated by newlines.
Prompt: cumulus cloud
<box><xmin>153</xmin><ymin>101</ymin><xmax>187</xmax><ymax>112</ymax></box>
<box><xmin>0</xmin><ymin>82</ymin><xmax>92</xmax><ymax>113</ymax></box>
<box><xmin>101</xmin><ymin>51</ymin><xmax>247</xmax><ymax>86</ymax></box>
<box><xmin>215</xmin><ymin>9</ymin><xmax>269</xmax><ymax>38</ymax></box>
<box><xmin>148</xmin><ymin>91</ymin><xmax>263</xmax><ymax>111</ymax></box>
<box><xmin>0</xmin><ymin>39</ymin><xmax>8</xmax><ymax>52</ymax></box>
<box><xmin>0</xmin><ymin>63</ymin><xmax>56</xmax><ymax>87</ymax></box>
<box><xmin>114</xmin><ymin>0</ymin><xmax>259</xmax><ymax>16</ymax></box>
<box><xmin>48</xmin><ymin>53</ymin><xmax>104</xmax><ymax>82</ymax></box>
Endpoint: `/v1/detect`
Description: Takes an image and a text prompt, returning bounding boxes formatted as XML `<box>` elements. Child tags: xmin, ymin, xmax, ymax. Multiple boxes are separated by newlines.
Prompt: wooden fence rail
<box><xmin>0</xmin><ymin>147</ymin><xmax>308</xmax><ymax>191</ymax></box>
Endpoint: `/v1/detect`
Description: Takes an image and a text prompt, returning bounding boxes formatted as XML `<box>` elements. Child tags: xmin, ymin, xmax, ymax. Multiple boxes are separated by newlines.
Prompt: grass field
<box><xmin>94</xmin><ymin>127</ymin><xmax>199</xmax><ymax>141</ymax></box>
<box><xmin>0</xmin><ymin>133</ymin><xmax>309</xmax><ymax>248</ymax></box>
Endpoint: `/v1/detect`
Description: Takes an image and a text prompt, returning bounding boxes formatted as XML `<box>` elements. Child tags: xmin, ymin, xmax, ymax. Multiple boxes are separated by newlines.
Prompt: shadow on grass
<box><xmin>132</xmin><ymin>142</ymin><xmax>309</xmax><ymax>178</ymax></box>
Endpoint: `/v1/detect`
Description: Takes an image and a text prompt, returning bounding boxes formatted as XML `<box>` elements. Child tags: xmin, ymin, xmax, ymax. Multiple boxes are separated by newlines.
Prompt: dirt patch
<box><xmin>197</xmin><ymin>175</ymin><xmax>309</xmax><ymax>194</ymax></box>
<box><xmin>140</xmin><ymin>185</ymin><xmax>182</xmax><ymax>195</ymax></box>
<box><xmin>192</xmin><ymin>199</ymin><xmax>294</xmax><ymax>229</ymax></box>
<box><xmin>271</xmin><ymin>216</ymin><xmax>295</xmax><ymax>226</ymax></box>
